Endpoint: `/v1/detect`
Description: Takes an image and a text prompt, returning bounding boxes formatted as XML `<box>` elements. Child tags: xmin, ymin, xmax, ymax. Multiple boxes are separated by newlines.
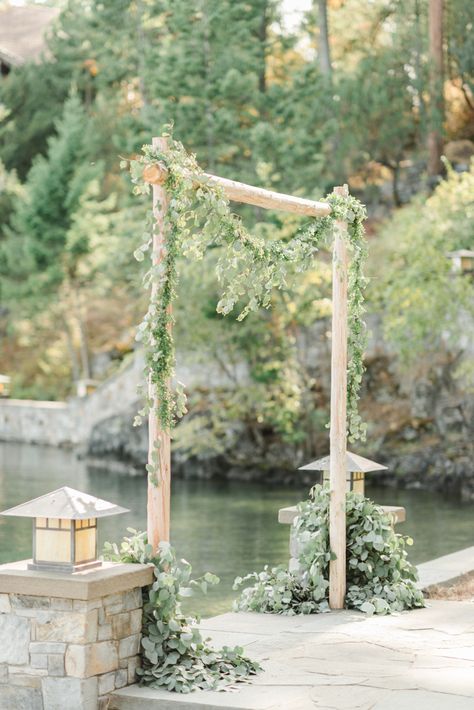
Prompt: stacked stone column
<box><xmin>0</xmin><ymin>560</ymin><xmax>153</xmax><ymax>710</ymax></box>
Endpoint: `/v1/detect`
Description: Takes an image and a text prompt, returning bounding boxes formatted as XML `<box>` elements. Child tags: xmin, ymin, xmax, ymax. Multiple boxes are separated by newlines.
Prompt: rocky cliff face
<box><xmin>85</xmin><ymin>351</ymin><xmax>474</xmax><ymax>500</ymax></box>
<box><xmin>369</xmin><ymin>355</ymin><xmax>474</xmax><ymax>501</ymax></box>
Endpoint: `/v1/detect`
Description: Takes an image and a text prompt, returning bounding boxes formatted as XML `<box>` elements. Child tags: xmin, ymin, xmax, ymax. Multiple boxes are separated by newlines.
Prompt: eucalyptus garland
<box><xmin>233</xmin><ymin>486</ymin><xmax>425</xmax><ymax>615</ymax></box>
<box><xmin>103</xmin><ymin>531</ymin><xmax>261</xmax><ymax>693</ymax></box>
<box><xmin>129</xmin><ymin>134</ymin><xmax>368</xmax><ymax>453</ymax></box>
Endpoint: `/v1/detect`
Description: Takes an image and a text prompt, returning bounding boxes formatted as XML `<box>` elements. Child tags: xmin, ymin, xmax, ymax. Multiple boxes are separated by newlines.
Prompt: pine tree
<box><xmin>0</xmin><ymin>62</ymin><xmax>69</xmax><ymax>178</ymax></box>
<box><xmin>10</xmin><ymin>92</ymin><xmax>99</xmax><ymax>295</ymax></box>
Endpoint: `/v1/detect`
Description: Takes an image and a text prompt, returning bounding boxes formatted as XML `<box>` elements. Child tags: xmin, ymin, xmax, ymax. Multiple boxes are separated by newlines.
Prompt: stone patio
<box><xmin>111</xmin><ymin>599</ymin><xmax>474</xmax><ymax>709</ymax></box>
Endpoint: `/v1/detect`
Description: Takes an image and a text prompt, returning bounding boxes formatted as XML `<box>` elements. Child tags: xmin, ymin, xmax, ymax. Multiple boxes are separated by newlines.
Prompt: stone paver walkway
<box><xmin>111</xmin><ymin>599</ymin><xmax>474</xmax><ymax>709</ymax></box>
<box><xmin>417</xmin><ymin>546</ymin><xmax>474</xmax><ymax>589</ymax></box>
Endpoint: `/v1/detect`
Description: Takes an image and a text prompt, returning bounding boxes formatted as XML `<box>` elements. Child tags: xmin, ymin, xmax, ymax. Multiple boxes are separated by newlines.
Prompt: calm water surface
<box><xmin>0</xmin><ymin>443</ymin><xmax>473</xmax><ymax>616</ymax></box>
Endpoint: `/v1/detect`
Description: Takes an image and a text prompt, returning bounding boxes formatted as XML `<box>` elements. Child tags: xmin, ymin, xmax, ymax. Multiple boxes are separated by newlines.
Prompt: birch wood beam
<box><xmin>328</xmin><ymin>184</ymin><xmax>349</xmax><ymax>610</ymax></box>
<box><xmin>147</xmin><ymin>137</ymin><xmax>172</xmax><ymax>551</ymax></box>
<box><xmin>143</xmin><ymin>163</ymin><xmax>331</xmax><ymax>217</ymax></box>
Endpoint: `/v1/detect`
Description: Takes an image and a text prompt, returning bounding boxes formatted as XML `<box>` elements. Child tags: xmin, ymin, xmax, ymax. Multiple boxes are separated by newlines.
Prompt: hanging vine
<box><xmin>128</xmin><ymin>133</ymin><xmax>368</xmax><ymax>456</ymax></box>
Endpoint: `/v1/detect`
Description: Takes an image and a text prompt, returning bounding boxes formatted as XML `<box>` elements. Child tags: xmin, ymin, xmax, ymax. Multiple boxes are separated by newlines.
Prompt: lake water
<box><xmin>0</xmin><ymin>443</ymin><xmax>473</xmax><ymax>616</ymax></box>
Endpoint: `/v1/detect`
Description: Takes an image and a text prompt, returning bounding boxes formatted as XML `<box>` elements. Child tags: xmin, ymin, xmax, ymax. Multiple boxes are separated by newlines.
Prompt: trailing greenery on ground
<box><xmin>103</xmin><ymin>531</ymin><xmax>260</xmax><ymax>693</ymax></box>
<box><xmin>129</xmin><ymin>135</ymin><xmax>368</xmax><ymax>460</ymax></box>
<box><xmin>234</xmin><ymin>486</ymin><xmax>424</xmax><ymax>616</ymax></box>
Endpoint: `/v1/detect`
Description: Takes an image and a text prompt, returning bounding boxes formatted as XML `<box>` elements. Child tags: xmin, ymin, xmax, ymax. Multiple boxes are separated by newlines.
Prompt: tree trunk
<box><xmin>391</xmin><ymin>162</ymin><xmax>402</xmax><ymax>207</ymax></box>
<box><xmin>427</xmin><ymin>0</ymin><xmax>444</xmax><ymax>178</ymax></box>
<box><xmin>135</xmin><ymin>0</ymin><xmax>151</xmax><ymax>119</ymax></box>
<box><xmin>72</xmin><ymin>286</ymin><xmax>91</xmax><ymax>380</ymax></box>
<box><xmin>316</xmin><ymin>0</ymin><xmax>332</xmax><ymax>78</ymax></box>
<box><xmin>199</xmin><ymin>0</ymin><xmax>215</xmax><ymax>170</ymax></box>
<box><xmin>63</xmin><ymin>317</ymin><xmax>80</xmax><ymax>384</ymax></box>
<box><xmin>258</xmin><ymin>1</ymin><xmax>268</xmax><ymax>94</ymax></box>
<box><xmin>414</xmin><ymin>0</ymin><xmax>427</xmax><ymax>135</ymax></box>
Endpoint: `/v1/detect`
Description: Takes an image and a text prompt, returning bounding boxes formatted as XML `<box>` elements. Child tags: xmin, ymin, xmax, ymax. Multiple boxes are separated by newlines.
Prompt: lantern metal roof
<box><xmin>299</xmin><ymin>451</ymin><xmax>387</xmax><ymax>473</ymax></box>
<box><xmin>446</xmin><ymin>249</ymin><xmax>474</xmax><ymax>258</ymax></box>
<box><xmin>0</xmin><ymin>487</ymin><xmax>129</xmax><ymax>520</ymax></box>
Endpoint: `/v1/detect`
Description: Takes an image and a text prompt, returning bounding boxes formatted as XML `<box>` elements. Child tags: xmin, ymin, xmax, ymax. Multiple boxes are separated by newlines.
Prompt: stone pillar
<box><xmin>0</xmin><ymin>560</ymin><xmax>153</xmax><ymax>710</ymax></box>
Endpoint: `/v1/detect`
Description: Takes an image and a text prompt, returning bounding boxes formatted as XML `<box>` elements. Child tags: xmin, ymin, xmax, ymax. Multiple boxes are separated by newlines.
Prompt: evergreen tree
<box><xmin>447</xmin><ymin>0</ymin><xmax>474</xmax><ymax>114</ymax></box>
<box><xmin>5</xmin><ymin>92</ymin><xmax>100</xmax><ymax>300</ymax></box>
<box><xmin>144</xmin><ymin>0</ymin><xmax>280</xmax><ymax>181</ymax></box>
<box><xmin>0</xmin><ymin>62</ymin><xmax>69</xmax><ymax>178</ymax></box>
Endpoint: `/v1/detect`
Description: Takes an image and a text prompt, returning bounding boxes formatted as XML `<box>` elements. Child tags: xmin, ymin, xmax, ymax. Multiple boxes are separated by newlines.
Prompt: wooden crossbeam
<box><xmin>143</xmin><ymin>163</ymin><xmax>331</xmax><ymax>217</ymax></box>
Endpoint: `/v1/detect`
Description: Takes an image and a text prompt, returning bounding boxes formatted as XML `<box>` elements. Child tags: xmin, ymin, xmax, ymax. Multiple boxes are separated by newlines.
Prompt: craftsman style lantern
<box><xmin>446</xmin><ymin>249</ymin><xmax>474</xmax><ymax>275</ymax></box>
<box><xmin>0</xmin><ymin>374</ymin><xmax>11</xmax><ymax>398</ymax></box>
<box><xmin>299</xmin><ymin>451</ymin><xmax>387</xmax><ymax>496</ymax></box>
<box><xmin>0</xmin><ymin>487</ymin><xmax>128</xmax><ymax>573</ymax></box>
<box><xmin>76</xmin><ymin>378</ymin><xmax>98</xmax><ymax>398</ymax></box>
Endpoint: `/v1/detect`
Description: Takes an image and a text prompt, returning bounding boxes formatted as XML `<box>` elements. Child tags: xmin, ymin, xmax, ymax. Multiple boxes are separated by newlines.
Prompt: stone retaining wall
<box><xmin>0</xmin><ymin>349</ymin><xmax>243</xmax><ymax>449</ymax></box>
<box><xmin>0</xmin><ymin>585</ymin><xmax>143</xmax><ymax>709</ymax></box>
<box><xmin>0</xmin><ymin>400</ymin><xmax>76</xmax><ymax>447</ymax></box>
<box><xmin>0</xmin><ymin>355</ymin><xmax>145</xmax><ymax>448</ymax></box>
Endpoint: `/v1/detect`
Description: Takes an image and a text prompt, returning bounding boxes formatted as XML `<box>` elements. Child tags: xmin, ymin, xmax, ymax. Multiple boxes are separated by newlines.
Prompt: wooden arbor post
<box><xmin>147</xmin><ymin>136</ymin><xmax>171</xmax><ymax>551</ymax></box>
<box><xmin>329</xmin><ymin>184</ymin><xmax>349</xmax><ymax>609</ymax></box>
<box><xmin>144</xmin><ymin>145</ymin><xmax>351</xmax><ymax>607</ymax></box>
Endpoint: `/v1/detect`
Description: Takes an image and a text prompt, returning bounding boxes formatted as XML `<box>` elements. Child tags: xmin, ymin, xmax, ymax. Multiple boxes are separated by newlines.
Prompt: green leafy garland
<box><xmin>129</xmin><ymin>134</ymin><xmax>368</xmax><ymax>457</ymax></box>
<box><xmin>103</xmin><ymin>531</ymin><xmax>260</xmax><ymax>693</ymax></box>
<box><xmin>234</xmin><ymin>486</ymin><xmax>425</xmax><ymax>615</ymax></box>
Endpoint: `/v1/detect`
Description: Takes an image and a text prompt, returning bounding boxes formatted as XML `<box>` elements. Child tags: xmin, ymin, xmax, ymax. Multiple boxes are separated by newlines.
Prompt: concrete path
<box><xmin>417</xmin><ymin>546</ymin><xmax>474</xmax><ymax>589</ymax></box>
<box><xmin>111</xmin><ymin>600</ymin><xmax>474</xmax><ymax>709</ymax></box>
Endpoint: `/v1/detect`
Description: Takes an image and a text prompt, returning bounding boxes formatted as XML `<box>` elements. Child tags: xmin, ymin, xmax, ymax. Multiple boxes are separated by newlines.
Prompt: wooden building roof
<box><xmin>0</xmin><ymin>5</ymin><xmax>59</xmax><ymax>69</ymax></box>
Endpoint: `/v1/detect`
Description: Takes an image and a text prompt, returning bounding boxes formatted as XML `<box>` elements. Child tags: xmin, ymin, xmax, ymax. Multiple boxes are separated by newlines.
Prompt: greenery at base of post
<box><xmin>128</xmin><ymin>133</ymin><xmax>369</xmax><ymax>458</ymax></box>
<box><xmin>103</xmin><ymin>531</ymin><xmax>260</xmax><ymax>693</ymax></box>
<box><xmin>233</xmin><ymin>486</ymin><xmax>424</xmax><ymax>616</ymax></box>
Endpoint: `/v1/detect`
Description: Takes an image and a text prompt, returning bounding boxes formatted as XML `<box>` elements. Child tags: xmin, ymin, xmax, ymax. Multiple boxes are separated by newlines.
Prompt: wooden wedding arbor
<box><xmin>144</xmin><ymin>137</ymin><xmax>351</xmax><ymax>610</ymax></box>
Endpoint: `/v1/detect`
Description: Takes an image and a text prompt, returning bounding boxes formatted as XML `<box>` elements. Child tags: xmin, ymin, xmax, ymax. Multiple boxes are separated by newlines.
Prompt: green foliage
<box><xmin>377</xmin><ymin>162</ymin><xmax>474</xmax><ymax>363</ymax></box>
<box><xmin>129</xmin><ymin>135</ymin><xmax>368</xmax><ymax>447</ymax></box>
<box><xmin>103</xmin><ymin>530</ymin><xmax>260</xmax><ymax>693</ymax></box>
<box><xmin>0</xmin><ymin>61</ymin><xmax>69</xmax><ymax>179</ymax></box>
<box><xmin>145</xmin><ymin>0</ymin><xmax>280</xmax><ymax>177</ymax></box>
<box><xmin>2</xmin><ymin>0</ymin><xmax>473</xmax><ymax>414</ymax></box>
<box><xmin>448</xmin><ymin>0</ymin><xmax>474</xmax><ymax>100</ymax></box>
<box><xmin>0</xmin><ymin>162</ymin><xmax>23</xmax><ymax>243</ymax></box>
<box><xmin>234</xmin><ymin>486</ymin><xmax>424</xmax><ymax>616</ymax></box>
<box><xmin>170</xmin><ymin>244</ymin><xmax>329</xmax><ymax>447</ymax></box>
<box><xmin>340</xmin><ymin>49</ymin><xmax>418</xmax><ymax>169</ymax></box>
<box><xmin>5</xmin><ymin>93</ymin><xmax>100</xmax><ymax>301</ymax></box>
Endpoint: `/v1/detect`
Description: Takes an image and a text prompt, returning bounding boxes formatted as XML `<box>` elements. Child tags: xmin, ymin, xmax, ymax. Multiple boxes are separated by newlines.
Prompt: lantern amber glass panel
<box><xmin>33</xmin><ymin>517</ymin><xmax>98</xmax><ymax>570</ymax></box>
<box><xmin>74</xmin><ymin>518</ymin><xmax>97</xmax><ymax>565</ymax></box>
<box><xmin>322</xmin><ymin>470</ymin><xmax>365</xmax><ymax>495</ymax></box>
<box><xmin>351</xmin><ymin>471</ymin><xmax>365</xmax><ymax>495</ymax></box>
<box><xmin>35</xmin><ymin>518</ymin><xmax>71</xmax><ymax>564</ymax></box>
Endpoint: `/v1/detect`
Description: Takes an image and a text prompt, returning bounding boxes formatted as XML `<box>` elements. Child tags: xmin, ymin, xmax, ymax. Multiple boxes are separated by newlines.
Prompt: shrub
<box><xmin>103</xmin><ymin>531</ymin><xmax>260</xmax><ymax>693</ymax></box>
<box><xmin>234</xmin><ymin>486</ymin><xmax>424</xmax><ymax>616</ymax></box>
